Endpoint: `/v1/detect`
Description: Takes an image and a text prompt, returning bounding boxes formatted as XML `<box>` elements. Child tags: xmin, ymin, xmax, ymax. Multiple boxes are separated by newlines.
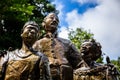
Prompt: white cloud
<box><xmin>59</xmin><ymin>0</ymin><xmax>120</xmax><ymax>60</ymax></box>
<box><xmin>52</xmin><ymin>0</ymin><xmax>64</xmax><ymax>24</ymax></box>
<box><xmin>58</xmin><ymin>27</ymin><xmax>69</xmax><ymax>39</ymax></box>
<box><xmin>72</xmin><ymin>0</ymin><xmax>99</xmax><ymax>4</ymax></box>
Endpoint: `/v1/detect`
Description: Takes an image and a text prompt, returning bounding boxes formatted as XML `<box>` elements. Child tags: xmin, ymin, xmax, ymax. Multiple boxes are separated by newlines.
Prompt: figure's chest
<box><xmin>4</xmin><ymin>55</ymin><xmax>39</xmax><ymax>80</ymax></box>
<box><xmin>40</xmin><ymin>38</ymin><xmax>68</xmax><ymax>65</ymax></box>
<box><xmin>40</xmin><ymin>38</ymin><xmax>65</xmax><ymax>57</ymax></box>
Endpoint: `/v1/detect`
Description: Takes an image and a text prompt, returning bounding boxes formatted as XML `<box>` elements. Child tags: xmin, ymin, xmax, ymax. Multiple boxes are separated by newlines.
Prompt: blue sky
<box><xmin>52</xmin><ymin>0</ymin><xmax>120</xmax><ymax>61</ymax></box>
<box><xmin>53</xmin><ymin>0</ymin><xmax>98</xmax><ymax>26</ymax></box>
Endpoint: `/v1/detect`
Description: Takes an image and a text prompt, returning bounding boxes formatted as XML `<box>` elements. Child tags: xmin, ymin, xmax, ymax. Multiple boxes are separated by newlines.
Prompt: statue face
<box><xmin>80</xmin><ymin>42</ymin><xmax>92</xmax><ymax>54</ymax></box>
<box><xmin>80</xmin><ymin>42</ymin><xmax>94</xmax><ymax>61</ymax></box>
<box><xmin>80</xmin><ymin>41</ymin><xmax>102</xmax><ymax>61</ymax></box>
<box><xmin>44</xmin><ymin>13</ymin><xmax>59</xmax><ymax>32</ymax></box>
<box><xmin>21</xmin><ymin>25</ymin><xmax>38</xmax><ymax>43</ymax></box>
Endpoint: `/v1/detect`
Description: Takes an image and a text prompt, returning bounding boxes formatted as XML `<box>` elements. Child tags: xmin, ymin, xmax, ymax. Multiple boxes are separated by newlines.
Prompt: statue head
<box><xmin>42</xmin><ymin>13</ymin><xmax>59</xmax><ymax>33</ymax></box>
<box><xmin>22</xmin><ymin>21</ymin><xmax>39</xmax><ymax>32</ymax></box>
<box><xmin>80</xmin><ymin>39</ymin><xmax>102</xmax><ymax>62</ymax></box>
<box><xmin>21</xmin><ymin>21</ymin><xmax>39</xmax><ymax>45</ymax></box>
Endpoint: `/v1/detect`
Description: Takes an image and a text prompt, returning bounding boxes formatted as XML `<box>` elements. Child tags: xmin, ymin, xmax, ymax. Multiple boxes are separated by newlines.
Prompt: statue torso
<box><xmin>0</xmin><ymin>49</ymin><xmax>41</xmax><ymax>80</ymax></box>
<box><xmin>33</xmin><ymin>36</ymin><xmax>82</xmax><ymax>69</ymax></box>
<box><xmin>37</xmin><ymin>37</ymin><xmax>69</xmax><ymax>65</ymax></box>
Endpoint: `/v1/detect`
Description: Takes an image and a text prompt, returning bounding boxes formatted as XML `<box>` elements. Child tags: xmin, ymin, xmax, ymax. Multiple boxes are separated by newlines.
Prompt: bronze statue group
<box><xmin>0</xmin><ymin>13</ymin><xmax>120</xmax><ymax>80</ymax></box>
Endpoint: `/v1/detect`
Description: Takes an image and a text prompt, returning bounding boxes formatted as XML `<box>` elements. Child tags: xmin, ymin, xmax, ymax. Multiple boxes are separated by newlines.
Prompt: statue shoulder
<box><xmin>33</xmin><ymin>38</ymin><xmax>51</xmax><ymax>51</ymax></box>
<box><xmin>0</xmin><ymin>47</ymin><xmax>16</xmax><ymax>58</ymax></box>
<box><xmin>34</xmin><ymin>38</ymin><xmax>51</xmax><ymax>45</ymax></box>
<box><xmin>57</xmin><ymin>37</ymin><xmax>71</xmax><ymax>45</ymax></box>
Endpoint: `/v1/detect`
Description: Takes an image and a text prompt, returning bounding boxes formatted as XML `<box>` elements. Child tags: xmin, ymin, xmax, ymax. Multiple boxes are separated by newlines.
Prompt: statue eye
<box><xmin>49</xmin><ymin>17</ymin><xmax>54</xmax><ymax>19</ymax></box>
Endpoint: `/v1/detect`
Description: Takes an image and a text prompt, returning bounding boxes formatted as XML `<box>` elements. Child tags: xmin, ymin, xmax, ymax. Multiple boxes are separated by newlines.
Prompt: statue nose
<box><xmin>52</xmin><ymin>17</ymin><xmax>59</xmax><ymax>24</ymax></box>
<box><xmin>82</xmin><ymin>46</ymin><xmax>86</xmax><ymax>49</ymax></box>
<box><xmin>53</xmin><ymin>17</ymin><xmax>56</xmax><ymax>21</ymax></box>
<box><xmin>30</xmin><ymin>29</ymin><xmax>36</xmax><ymax>34</ymax></box>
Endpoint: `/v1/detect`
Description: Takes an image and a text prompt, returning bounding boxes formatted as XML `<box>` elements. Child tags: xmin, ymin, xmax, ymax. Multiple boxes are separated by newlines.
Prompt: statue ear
<box><xmin>42</xmin><ymin>21</ymin><xmax>45</xmax><ymax>28</ymax></box>
<box><xmin>21</xmin><ymin>33</ymin><xmax>23</xmax><ymax>37</ymax></box>
<box><xmin>37</xmin><ymin>32</ymin><xmax>40</xmax><ymax>39</ymax></box>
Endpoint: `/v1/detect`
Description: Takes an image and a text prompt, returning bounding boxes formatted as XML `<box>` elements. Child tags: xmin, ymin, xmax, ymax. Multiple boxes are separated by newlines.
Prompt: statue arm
<box><xmin>33</xmin><ymin>41</ymin><xmax>41</xmax><ymax>51</ymax></box>
<box><xmin>38</xmin><ymin>52</ymin><xmax>52</xmax><ymax>80</ymax></box>
<box><xmin>106</xmin><ymin>63</ymin><xmax>120</xmax><ymax>80</ymax></box>
<box><xmin>43</xmin><ymin>58</ymin><xmax>52</xmax><ymax>80</ymax></box>
<box><xmin>0</xmin><ymin>50</ymin><xmax>9</xmax><ymax>80</ymax></box>
<box><xmin>67</xmin><ymin>42</ymin><xmax>83</xmax><ymax>69</ymax></box>
<box><xmin>105</xmin><ymin>56</ymin><xmax>120</xmax><ymax>80</ymax></box>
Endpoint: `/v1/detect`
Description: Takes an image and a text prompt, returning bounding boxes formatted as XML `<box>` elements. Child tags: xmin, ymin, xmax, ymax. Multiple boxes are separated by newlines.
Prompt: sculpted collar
<box><xmin>44</xmin><ymin>31</ymin><xmax>57</xmax><ymax>38</ymax></box>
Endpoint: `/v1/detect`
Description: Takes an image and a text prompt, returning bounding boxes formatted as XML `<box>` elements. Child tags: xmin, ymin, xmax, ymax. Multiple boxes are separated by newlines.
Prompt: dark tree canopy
<box><xmin>0</xmin><ymin>0</ymin><xmax>57</xmax><ymax>50</ymax></box>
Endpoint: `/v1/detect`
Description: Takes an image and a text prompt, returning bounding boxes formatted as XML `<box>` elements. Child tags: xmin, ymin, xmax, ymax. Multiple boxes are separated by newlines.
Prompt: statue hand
<box><xmin>0</xmin><ymin>50</ymin><xmax>7</xmax><ymax>57</ymax></box>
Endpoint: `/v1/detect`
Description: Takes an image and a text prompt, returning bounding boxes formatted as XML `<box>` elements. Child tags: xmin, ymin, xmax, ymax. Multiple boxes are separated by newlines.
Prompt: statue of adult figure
<box><xmin>74</xmin><ymin>39</ymin><xmax>120</xmax><ymax>80</ymax></box>
<box><xmin>0</xmin><ymin>21</ymin><xmax>51</xmax><ymax>80</ymax></box>
<box><xmin>33</xmin><ymin>13</ymin><xmax>85</xmax><ymax>80</ymax></box>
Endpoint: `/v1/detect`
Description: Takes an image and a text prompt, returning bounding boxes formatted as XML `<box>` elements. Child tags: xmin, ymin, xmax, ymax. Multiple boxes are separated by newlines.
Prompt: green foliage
<box><xmin>68</xmin><ymin>28</ymin><xmax>94</xmax><ymax>49</ymax></box>
<box><xmin>96</xmin><ymin>56</ymin><xmax>104</xmax><ymax>63</ymax></box>
<box><xmin>111</xmin><ymin>57</ymin><xmax>120</xmax><ymax>72</ymax></box>
<box><xmin>0</xmin><ymin>0</ymin><xmax>57</xmax><ymax>50</ymax></box>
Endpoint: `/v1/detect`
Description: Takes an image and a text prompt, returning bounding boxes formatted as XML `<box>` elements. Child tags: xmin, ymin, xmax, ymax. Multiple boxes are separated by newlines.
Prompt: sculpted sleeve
<box><xmin>68</xmin><ymin>42</ymin><xmax>83</xmax><ymax>69</ymax></box>
<box><xmin>57</xmin><ymin>37</ymin><xmax>83</xmax><ymax>69</ymax></box>
<box><xmin>42</xmin><ymin>56</ymin><xmax>52</xmax><ymax>80</ymax></box>
<box><xmin>37</xmin><ymin>52</ymin><xmax>52</xmax><ymax>80</ymax></box>
<box><xmin>0</xmin><ymin>51</ymin><xmax>9</xmax><ymax>80</ymax></box>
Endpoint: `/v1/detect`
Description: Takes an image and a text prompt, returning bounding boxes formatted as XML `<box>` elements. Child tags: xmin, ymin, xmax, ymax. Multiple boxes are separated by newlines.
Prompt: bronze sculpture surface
<box><xmin>33</xmin><ymin>13</ymin><xmax>85</xmax><ymax>80</ymax></box>
<box><xmin>0</xmin><ymin>21</ymin><xmax>51</xmax><ymax>80</ymax></box>
<box><xmin>74</xmin><ymin>39</ymin><xmax>120</xmax><ymax>80</ymax></box>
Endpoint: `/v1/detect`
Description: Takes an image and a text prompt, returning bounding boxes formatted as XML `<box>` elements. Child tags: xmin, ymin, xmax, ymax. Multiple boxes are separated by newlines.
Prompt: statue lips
<box><xmin>50</xmin><ymin>21</ymin><xmax>58</xmax><ymax>28</ymax></box>
<box><xmin>80</xmin><ymin>47</ymin><xmax>88</xmax><ymax>54</ymax></box>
